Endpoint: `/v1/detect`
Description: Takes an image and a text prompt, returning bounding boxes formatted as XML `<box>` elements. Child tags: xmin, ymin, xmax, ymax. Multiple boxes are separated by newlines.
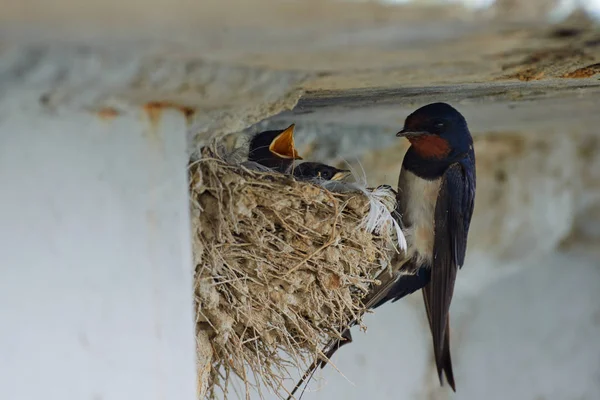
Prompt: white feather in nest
<box><xmin>316</xmin><ymin>160</ymin><xmax>407</xmax><ymax>253</ymax></box>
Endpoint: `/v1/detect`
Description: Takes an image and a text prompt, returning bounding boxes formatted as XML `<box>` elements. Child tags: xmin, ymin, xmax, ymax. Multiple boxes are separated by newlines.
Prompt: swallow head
<box><xmin>293</xmin><ymin>162</ymin><xmax>351</xmax><ymax>181</ymax></box>
<box><xmin>397</xmin><ymin>102</ymin><xmax>472</xmax><ymax>160</ymax></box>
<box><xmin>326</xmin><ymin>167</ymin><xmax>352</xmax><ymax>182</ymax></box>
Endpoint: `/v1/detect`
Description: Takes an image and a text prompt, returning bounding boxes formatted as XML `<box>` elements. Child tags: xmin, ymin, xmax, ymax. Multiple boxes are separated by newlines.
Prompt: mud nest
<box><xmin>190</xmin><ymin>148</ymin><xmax>401</xmax><ymax>399</ymax></box>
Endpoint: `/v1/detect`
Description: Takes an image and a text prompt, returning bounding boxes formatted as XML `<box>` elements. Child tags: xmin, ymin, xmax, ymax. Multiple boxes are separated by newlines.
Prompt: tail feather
<box><xmin>423</xmin><ymin>287</ymin><xmax>456</xmax><ymax>391</ymax></box>
<box><xmin>441</xmin><ymin>320</ymin><xmax>456</xmax><ymax>391</ymax></box>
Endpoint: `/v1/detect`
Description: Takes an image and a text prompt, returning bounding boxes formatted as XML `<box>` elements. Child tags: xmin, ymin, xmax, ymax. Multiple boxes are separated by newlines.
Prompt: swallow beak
<box><xmin>269</xmin><ymin>124</ymin><xmax>303</xmax><ymax>160</ymax></box>
<box><xmin>396</xmin><ymin>128</ymin><xmax>428</xmax><ymax>138</ymax></box>
<box><xmin>331</xmin><ymin>170</ymin><xmax>352</xmax><ymax>181</ymax></box>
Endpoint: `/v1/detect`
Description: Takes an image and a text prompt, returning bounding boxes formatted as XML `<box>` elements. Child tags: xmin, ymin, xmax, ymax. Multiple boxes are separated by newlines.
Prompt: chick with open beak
<box><xmin>248</xmin><ymin>124</ymin><xmax>303</xmax><ymax>173</ymax></box>
<box><xmin>249</xmin><ymin>124</ymin><xmax>351</xmax><ymax>183</ymax></box>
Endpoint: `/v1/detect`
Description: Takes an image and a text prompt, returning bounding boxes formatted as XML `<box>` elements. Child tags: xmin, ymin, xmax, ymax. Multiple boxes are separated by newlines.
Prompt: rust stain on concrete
<box><xmin>143</xmin><ymin>101</ymin><xmax>196</xmax><ymax>126</ymax></box>
<box><xmin>562</xmin><ymin>63</ymin><xmax>600</xmax><ymax>78</ymax></box>
<box><xmin>96</xmin><ymin>107</ymin><xmax>121</xmax><ymax>120</ymax></box>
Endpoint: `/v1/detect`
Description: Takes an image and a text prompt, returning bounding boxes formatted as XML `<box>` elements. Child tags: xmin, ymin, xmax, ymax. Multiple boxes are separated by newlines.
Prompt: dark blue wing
<box><xmin>443</xmin><ymin>157</ymin><xmax>475</xmax><ymax>269</ymax></box>
<box><xmin>426</xmin><ymin>157</ymin><xmax>475</xmax><ymax>390</ymax></box>
<box><xmin>370</xmin><ymin>267</ymin><xmax>430</xmax><ymax>309</ymax></box>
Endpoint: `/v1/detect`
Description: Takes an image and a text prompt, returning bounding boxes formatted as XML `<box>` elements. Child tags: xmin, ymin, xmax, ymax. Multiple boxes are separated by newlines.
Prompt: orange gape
<box><xmin>268</xmin><ymin>124</ymin><xmax>303</xmax><ymax>160</ymax></box>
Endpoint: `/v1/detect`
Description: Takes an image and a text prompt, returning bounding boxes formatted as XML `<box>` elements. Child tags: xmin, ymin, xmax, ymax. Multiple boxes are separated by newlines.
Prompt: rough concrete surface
<box><xmin>1</xmin><ymin>0</ymin><xmax>600</xmax><ymax>399</ymax></box>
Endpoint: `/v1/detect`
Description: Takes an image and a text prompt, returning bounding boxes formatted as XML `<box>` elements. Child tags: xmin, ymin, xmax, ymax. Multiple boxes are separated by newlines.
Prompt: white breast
<box><xmin>398</xmin><ymin>169</ymin><xmax>441</xmax><ymax>266</ymax></box>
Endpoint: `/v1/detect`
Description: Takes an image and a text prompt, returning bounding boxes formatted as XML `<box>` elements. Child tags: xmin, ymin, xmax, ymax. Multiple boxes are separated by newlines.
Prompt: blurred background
<box><xmin>1</xmin><ymin>0</ymin><xmax>600</xmax><ymax>399</ymax></box>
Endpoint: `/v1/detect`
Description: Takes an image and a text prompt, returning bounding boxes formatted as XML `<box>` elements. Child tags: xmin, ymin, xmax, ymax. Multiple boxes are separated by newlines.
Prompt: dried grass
<box><xmin>189</xmin><ymin>147</ymin><xmax>399</xmax><ymax>399</ymax></box>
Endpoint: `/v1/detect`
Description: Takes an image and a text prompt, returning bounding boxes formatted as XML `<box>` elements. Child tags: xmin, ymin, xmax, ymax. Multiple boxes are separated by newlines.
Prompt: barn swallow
<box><xmin>292</xmin><ymin>162</ymin><xmax>351</xmax><ymax>182</ymax></box>
<box><xmin>287</xmin><ymin>103</ymin><xmax>475</xmax><ymax>398</ymax></box>
<box><xmin>248</xmin><ymin>124</ymin><xmax>302</xmax><ymax>173</ymax></box>
<box><xmin>374</xmin><ymin>102</ymin><xmax>476</xmax><ymax>390</ymax></box>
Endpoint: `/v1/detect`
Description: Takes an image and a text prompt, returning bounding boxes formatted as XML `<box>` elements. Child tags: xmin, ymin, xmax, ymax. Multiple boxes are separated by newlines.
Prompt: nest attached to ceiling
<box><xmin>190</xmin><ymin>147</ymin><xmax>402</xmax><ymax>399</ymax></box>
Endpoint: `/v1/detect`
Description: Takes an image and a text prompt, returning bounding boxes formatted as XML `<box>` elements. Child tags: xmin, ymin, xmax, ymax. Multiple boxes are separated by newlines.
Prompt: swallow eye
<box><xmin>435</xmin><ymin>121</ymin><xmax>445</xmax><ymax>129</ymax></box>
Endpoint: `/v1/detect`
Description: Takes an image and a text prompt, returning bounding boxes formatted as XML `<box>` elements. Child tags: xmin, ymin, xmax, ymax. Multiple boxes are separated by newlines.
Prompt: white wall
<box><xmin>284</xmin><ymin>250</ymin><xmax>600</xmax><ymax>400</ymax></box>
<box><xmin>0</xmin><ymin>105</ymin><xmax>197</xmax><ymax>400</ymax></box>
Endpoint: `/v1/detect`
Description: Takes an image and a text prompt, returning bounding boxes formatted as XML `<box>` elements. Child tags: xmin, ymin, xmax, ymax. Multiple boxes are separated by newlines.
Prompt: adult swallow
<box><xmin>292</xmin><ymin>162</ymin><xmax>351</xmax><ymax>182</ymax></box>
<box><xmin>286</xmin><ymin>103</ymin><xmax>475</xmax><ymax>398</ymax></box>
<box><xmin>374</xmin><ymin>102</ymin><xmax>476</xmax><ymax>390</ymax></box>
<box><xmin>248</xmin><ymin>124</ymin><xmax>303</xmax><ymax>173</ymax></box>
